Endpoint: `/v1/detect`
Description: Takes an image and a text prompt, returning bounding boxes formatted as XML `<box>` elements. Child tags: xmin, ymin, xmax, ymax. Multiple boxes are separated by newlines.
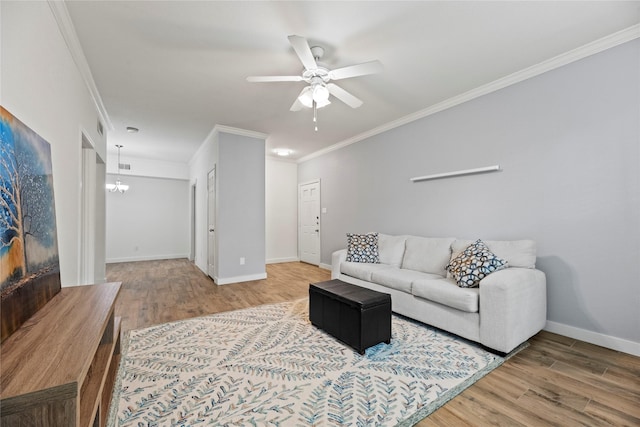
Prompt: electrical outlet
<box><xmin>240</xmin><ymin>257</ymin><xmax>245</xmax><ymax>265</ymax></box>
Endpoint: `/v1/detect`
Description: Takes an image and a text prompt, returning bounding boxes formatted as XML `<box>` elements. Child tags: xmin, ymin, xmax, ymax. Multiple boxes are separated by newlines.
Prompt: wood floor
<box><xmin>107</xmin><ymin>259</ymin><xmax>640</xmax><ymax>426</ymax></box>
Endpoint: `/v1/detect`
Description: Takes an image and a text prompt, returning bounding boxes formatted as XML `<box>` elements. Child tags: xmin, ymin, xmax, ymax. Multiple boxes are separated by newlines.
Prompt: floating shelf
<box><xmin>410</xmin><ymin>165</ymin><xmax>501</xmax><ymax>182</ymax></box>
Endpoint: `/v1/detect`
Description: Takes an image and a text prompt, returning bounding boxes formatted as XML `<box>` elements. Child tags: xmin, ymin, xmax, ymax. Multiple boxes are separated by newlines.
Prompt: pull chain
<box><xmin>313</xmin><ymin>101</ymin><xmax>318</xmax><ymax>131</ymax></box>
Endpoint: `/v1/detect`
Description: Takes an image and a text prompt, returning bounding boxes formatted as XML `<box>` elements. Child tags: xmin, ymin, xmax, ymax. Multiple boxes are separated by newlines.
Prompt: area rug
<box><xmin>108</xmin><ymin>299</ymin><xmax>507</xmax><ymax>426</ymax></box>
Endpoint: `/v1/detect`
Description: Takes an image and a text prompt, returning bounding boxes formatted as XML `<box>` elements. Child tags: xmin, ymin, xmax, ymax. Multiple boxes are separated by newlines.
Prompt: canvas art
<box><xmin>1</xmin><ymin>106</ymin><xmax>61</xmax><ymax>341</ymax></box>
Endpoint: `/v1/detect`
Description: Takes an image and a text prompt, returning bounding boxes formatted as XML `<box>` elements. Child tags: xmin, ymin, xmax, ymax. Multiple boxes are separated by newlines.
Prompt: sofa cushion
<box><xmin>412</xmin><ymin>278</ymin><xmax>479</xmax><ymax>313</ymax></box>
<box><xmin>346</xmin><ymin>232</ymin><xmax>379</xmax><ymax>263</ymax></box>
<box><xmin>370</xmin><ymin>268</ymin><xmax>442</xmax><ymax>293</ymax></box>
<box><xmin>378</xmin><ymin>234</ymin><xmax>407</xmax><ymax>267</ymax></box>
<box><xmin>451</xmin><ymin>239</ymin><xmax>536</xmax><ymax>269</ymax></box>
<box><xmin>447</xmin><ymin>240</ymin><xmax>508</xmax><ymax>288</ymax></box>
<box><xmin>340</xmin><ymin>262</ymin><xmax>393</xmax><ymax>282</ymax></box>
<box><xmin>401</xmin><ymin>236</ymin><xmax>455</xmax><ymax>276</ymax></box>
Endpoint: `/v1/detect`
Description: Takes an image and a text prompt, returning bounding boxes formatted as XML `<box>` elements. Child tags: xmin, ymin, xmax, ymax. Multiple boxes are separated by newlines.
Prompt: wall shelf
<box><xmin>410</xmin><ymin>165</ymin><xmax>501</xmax><ymax>182</ymax></box>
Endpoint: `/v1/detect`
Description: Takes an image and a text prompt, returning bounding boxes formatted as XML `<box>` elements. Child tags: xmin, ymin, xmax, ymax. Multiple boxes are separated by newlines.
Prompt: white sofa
<box><xmin>331</xmin><ymin>234</ymin><xmax>547</xmax><ymax>353</ymax></box>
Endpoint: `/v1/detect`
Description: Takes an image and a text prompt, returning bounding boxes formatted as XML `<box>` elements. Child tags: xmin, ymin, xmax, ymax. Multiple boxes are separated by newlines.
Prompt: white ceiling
<box><xmin>65</xmin><ymin>1</ymin><xmax>640</xmax><ymax>163</ymax></box>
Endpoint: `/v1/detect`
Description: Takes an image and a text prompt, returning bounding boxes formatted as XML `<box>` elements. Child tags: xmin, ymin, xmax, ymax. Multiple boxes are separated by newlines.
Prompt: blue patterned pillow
<box><xmin>446</xmin><ymin>239</ymin><xmax>507</xmax><ymax>288</ymax></box>
<box><xmin>346</xmin><ymin>233</ymin><xmax>380</xmax><ymax>263</ymax></box>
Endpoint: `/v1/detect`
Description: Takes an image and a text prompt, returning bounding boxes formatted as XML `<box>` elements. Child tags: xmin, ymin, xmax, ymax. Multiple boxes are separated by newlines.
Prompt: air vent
<box><xmin>119</xmin><ymin>163</ymin><xmax>131</xmax><ymax>170</ymax></box>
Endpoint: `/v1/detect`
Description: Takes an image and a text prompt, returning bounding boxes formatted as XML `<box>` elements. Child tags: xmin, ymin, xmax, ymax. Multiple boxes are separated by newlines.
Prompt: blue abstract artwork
<box><xmin>1</xmin><ymin>106</ymin><xmax>60</xmax><ymax>337</ymax></box>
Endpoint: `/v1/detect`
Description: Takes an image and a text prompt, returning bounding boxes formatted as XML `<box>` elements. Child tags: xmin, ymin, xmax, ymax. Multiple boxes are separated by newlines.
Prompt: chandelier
<box><xmin>106</xmin><ymin>144</ymin><xmax>129</xmax><ymax>193</ymax></box>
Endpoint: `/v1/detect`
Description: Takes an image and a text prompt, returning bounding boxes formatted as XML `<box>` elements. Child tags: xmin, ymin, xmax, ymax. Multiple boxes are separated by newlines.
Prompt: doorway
<box><xmin>298</xmin><ymin>179</ymin><xmax>321</xmax><ymax>265</ymax></box>
<box><xmin>207</xmin><ymin>168</ymin><xmax>216</xmax><ymax>280</ymax></box>
<box><xmin>80</xmin><ymin>134</ymin><xmax>96</xmax><ymax>285</ymax></box>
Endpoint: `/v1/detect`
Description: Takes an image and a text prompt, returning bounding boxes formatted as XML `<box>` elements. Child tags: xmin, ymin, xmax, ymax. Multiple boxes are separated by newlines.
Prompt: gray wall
<box><xmin>217</xmin><ymin>133</ymin><xmax>266</xmax><ymax>279</ymax></box>
<box><xmin>299</xmin><ymin>40</ymin><xmax>639</xmax><ymax>344</ymax></box>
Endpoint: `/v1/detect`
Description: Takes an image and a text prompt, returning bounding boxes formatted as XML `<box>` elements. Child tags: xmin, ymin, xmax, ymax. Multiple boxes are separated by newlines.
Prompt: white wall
<box><xmin>105</xmin><ymin>174</ymin><xmax>189</xmax><ymax>263</ymax></box>
<box><xmin>266</xmin><ymin>157</ymin><xmax>298</xmax><ymax>263</ymax></box>
<box><xmin>298</xmin><ymin>39</ymin><xmax>640</xmax><ymax>355</ymax></box>
<box><xmin>1</xmin><ymin>1</ymin><xmax>107</xmax><ymax>285</ymax></box>
<box><xmin>95</xmin><ymin>161</ymin><xmax>107</xmax><ymax>281</ymax></box>
<box><xmin>104</xmin><ymin>151</ymin><xmax>191</xmax><ymax>265</ymax></box>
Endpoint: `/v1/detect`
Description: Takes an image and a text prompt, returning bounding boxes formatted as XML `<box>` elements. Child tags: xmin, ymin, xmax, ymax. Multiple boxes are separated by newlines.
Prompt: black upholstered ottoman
<box><xmin>309</xmin><ymin>279</ymin><xmax>391</xmax><ymax>354</ymax></box>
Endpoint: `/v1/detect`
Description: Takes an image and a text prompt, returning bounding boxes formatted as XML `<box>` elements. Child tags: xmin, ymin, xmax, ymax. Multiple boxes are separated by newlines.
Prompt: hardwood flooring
<box><xmin>107</xmin><ymin>259</ymin><xmax>640</xmax><ymax>426</ymax></box>
<box><xmin>107</xmin><ymin>258</ymin><xmax>330</xmax><ymax>332</ymax></box>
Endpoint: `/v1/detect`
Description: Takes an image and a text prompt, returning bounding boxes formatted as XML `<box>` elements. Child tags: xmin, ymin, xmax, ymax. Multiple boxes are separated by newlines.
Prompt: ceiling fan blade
<box><xmin>290</xmin><ymin>99</ymin><xmax>304</xmax><ymax>112</ymax></box>
<box><xmin>247</xmin><ymin>75</ymin><xmax>303</xmax><ymax>82</ymax></box>
<box><xmin>329</xmin><ymin>60</ymin><xmax>383</xmax><ymax>80</ymax></box>
<box><xmin>290</xmin><ymin>88</ymin><xmax>308</xmax><ymax>111</ymax></box>
<box><xmin>288</xmin><ymin>35</ymin><xmax>317</xmax><ymax>71</ymax></box>
<box><xmin>327</xmin><ymin>83</ymin><xmax>363</xmax><ymax>108</ymax></box>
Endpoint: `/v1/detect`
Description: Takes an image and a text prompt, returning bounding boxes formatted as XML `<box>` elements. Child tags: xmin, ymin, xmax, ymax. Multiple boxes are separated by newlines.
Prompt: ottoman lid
<box><xmin>310</xmin><ymin>279</ymin><xmax>391</xmax><ymax>309</ymax></box>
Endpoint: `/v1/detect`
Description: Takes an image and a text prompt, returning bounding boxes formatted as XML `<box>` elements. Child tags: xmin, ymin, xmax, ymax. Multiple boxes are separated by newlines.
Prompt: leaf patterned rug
<box><xmin>108</xmin><ymin>298</ymin><xmax>506</xmax><ymax>426</ymax></box>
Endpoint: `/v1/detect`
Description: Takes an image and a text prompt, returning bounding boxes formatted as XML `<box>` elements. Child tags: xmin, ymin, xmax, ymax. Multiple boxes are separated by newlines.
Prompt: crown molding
<box><xmin>298</xmin><ymin>24</ymin><xmax>640</xmax><ymax>164</ymax></box>
<box><xmin>189</xmin><ymin>124</ymin><xmax>269</xmax><ymax>166</ymax></box>
<box><xmin>48</xmin><ymin>0</ymin><xmax>113</xmax><ymax>131</ymax></box>
<box><xmin>214</xmin><ymin>124</ymin><xmax>268</xmax><ymax>140</ymax></box>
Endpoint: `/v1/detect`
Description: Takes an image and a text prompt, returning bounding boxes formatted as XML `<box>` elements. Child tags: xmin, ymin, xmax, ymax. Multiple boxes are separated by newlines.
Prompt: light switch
<box><xmin>322</xmin><ymin>207</ymin><xmax>327</xmax><ymax>214</ymax></box>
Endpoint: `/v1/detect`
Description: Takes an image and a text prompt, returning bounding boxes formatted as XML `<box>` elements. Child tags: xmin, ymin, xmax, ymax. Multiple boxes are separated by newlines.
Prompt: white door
<box><xmin>190</xmin><ymin>183</ymin><xmax>196</xmax><ymax>261</ymax></box>
<box><xmin>207</xmin><ymin>168</ymin><xmax>216</xmax><ymax>280</ymax></box>
<box><xmin>299</xmin><ymin>180</ymin><xmax>321</xmax><ymax>265</ymax></box>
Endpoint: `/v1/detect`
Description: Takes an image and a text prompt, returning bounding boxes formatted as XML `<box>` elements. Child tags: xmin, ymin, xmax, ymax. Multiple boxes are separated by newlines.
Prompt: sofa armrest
<box><xmin>331</xmin><ymin>249</ymin><xmax>348</xmax><ymax>279</ymax></box>
<box><xmin>479</xmin><ymin>267</ymin><xmax>547</xmax><ymax>353</ymax></box>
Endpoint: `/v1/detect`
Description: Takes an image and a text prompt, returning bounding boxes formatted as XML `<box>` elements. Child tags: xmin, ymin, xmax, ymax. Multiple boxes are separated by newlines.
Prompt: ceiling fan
<box><xmin>247</xmin><ymin>35</ymin><xmax>383</xmax><ymax>117</ymax></box>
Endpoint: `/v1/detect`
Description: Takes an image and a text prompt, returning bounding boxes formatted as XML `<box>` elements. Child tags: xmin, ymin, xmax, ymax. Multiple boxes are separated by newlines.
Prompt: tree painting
<box><xmin>1</xmin><ymin>106</ymin><xmax>60</xmax><ymax>296</ymax></box>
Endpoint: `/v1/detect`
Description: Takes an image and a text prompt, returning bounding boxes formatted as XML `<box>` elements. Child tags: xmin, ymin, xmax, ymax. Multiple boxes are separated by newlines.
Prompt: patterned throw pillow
<box><xmin>346</xmin><ymin>233</ymin><xmax>380</xmax><ymax>263</ymax></box>
<box><xmin>446</xmin><ymin>239</ymin><xmax>507</xmax><ymax>288</ymax></box>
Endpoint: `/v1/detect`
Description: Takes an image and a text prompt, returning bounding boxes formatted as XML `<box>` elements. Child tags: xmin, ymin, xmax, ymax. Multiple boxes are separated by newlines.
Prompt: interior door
<box><xmin>299</xmin><ymin>180</ymin><xmax>321</xmax><ymax>265</ymax></box>
<box><xmin>207</xmin><ymin>168</ymin><xmax>216</xmax><ymax>280</ymax></box>
<box><xmin>190</xmin><ymin>183</ymin><xmax>196</xmax><ymax>261</ymax></box>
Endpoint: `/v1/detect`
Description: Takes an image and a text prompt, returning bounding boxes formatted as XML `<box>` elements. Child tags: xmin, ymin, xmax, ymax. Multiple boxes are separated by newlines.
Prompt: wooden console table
<box><xmin>1</xmin><ymin>282</ymin><xmax>122</xmax><ymax>427</ymax></box>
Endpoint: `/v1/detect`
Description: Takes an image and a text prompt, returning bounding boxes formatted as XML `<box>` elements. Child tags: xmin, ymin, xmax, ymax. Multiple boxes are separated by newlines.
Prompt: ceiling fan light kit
<box><xmin>247</xmin><ymin>35</ymin><xmax>382</xmax><ymax>131</ymax></box>
<box><xmin>297</xmin><ymin>83</ymin><xmax>331</xmax><ymax>109</ymax></box>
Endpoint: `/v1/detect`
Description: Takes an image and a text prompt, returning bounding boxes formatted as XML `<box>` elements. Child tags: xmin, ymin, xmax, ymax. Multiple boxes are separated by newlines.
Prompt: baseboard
<box><xmin>544</xmin><ymin>321</ymin><xmax>640</xmax><ymax>357</ymax></box>
<box><xmin>214</xmin><ymin>273</ymin><xmax>268</xmax><ymax>286</ymax></box>
<box><xmin>266</xmin><ymin>257</ymin><xmax>299</xmax><ymax>264</ymax></box>
<box><xmin>319</xmin><ymin>263</ymin><xmax>331</xmax><ymax>271</ymax></box>
<box><xmin>106</xmin><ymin>254</ymin><xmax>189</xmax><ymax>264</ymax></box>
